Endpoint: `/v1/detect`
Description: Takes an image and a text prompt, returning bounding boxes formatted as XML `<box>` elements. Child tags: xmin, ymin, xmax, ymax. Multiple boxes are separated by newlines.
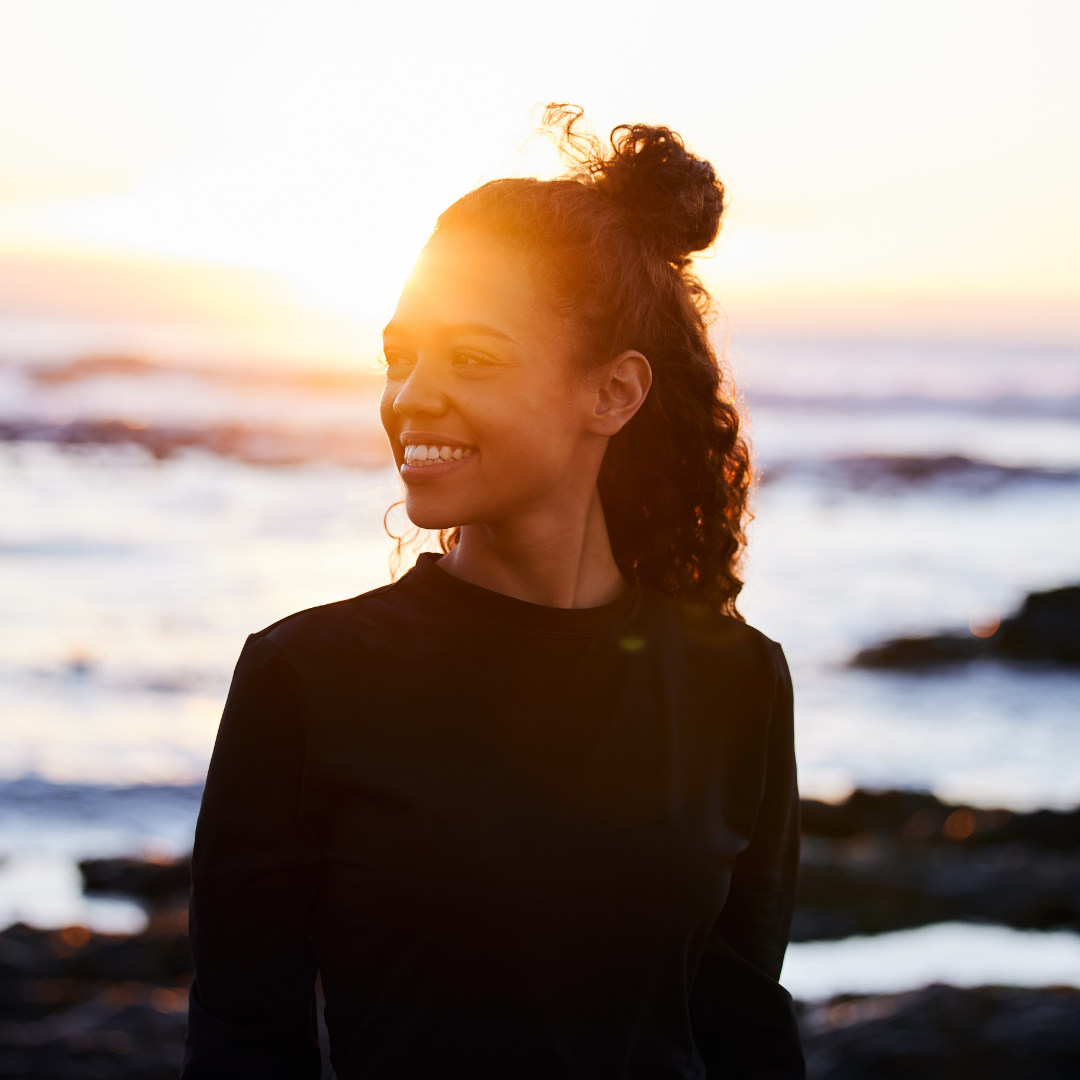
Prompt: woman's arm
<box><xmin>689</xmin><ymin>643</ymin><xmax>805</xmax><ymax>1078</ymax></box>
<box><xmin>182</xmin><ymin>634</ymin><xmax>323</xmax><ymax>1079</ymax></box>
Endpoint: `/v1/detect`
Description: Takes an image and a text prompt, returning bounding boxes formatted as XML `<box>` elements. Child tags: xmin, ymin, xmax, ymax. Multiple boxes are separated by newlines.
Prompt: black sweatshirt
<box><xmin>182</xmin><ymin>553</ymin><xmax>804</xmax><ymax>1079</ymax></box>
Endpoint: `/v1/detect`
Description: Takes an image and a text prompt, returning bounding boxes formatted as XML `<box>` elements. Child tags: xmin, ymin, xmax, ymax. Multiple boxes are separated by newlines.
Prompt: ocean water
<box><xmin>781</xmin><ymin>923</ymin><xmax>1080</xmax><ymax>1000</ymax></box>
<box><xmin>1</xmin><ymin>332</ymin><xmax>1079</xmax><ymax>992</ymax></box>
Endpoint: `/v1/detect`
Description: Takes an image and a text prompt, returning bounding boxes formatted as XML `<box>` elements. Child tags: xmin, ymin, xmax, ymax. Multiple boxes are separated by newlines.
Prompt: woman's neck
<box><xmin>436</xmin><ymin>487</ymin><xmax>627</xmax><ymax>609</ymax></box>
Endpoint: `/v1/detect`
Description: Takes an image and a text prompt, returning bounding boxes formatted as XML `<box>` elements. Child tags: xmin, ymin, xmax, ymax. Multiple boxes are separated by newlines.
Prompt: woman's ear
<box><xmin>588</xmin><ymin>350</ymin><xmax>652</xmax><ymax>435</ymax></box>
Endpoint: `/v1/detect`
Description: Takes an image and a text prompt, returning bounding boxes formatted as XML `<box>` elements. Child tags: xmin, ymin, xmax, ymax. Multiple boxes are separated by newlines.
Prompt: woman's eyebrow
<box><xmin>443</xmin><ymin>322</ymin><xmax>515</xmax><ymax>342</ymax></box>
<box><xmin>382</xmin><ymin>321</ymin><xmax>515</xmax><ymax>343</ymax></box>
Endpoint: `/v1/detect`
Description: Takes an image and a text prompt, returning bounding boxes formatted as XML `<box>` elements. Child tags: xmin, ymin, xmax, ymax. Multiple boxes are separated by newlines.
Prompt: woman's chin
<box><xmin>402</xmin><ymin>495</ymin><xmax>467</xmax><ymax>533</ymax></box>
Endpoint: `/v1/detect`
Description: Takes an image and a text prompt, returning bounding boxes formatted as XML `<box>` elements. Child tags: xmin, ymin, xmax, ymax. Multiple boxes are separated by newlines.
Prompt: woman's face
<box><xmin>381</xmin><ymin>230</ymin><xmax>615</xmax><ymax>532</ymax></box>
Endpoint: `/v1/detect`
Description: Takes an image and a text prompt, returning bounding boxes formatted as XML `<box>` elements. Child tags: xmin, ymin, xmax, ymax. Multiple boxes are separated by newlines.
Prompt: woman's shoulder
<box><xmin>244</xmin><ymin>577</ymin><xmax>420</xmax><ymax>666</ymax></box>
<box><xmin>638</xmin><ymin>585</ymin><xmax>787</xmax><ymax>675</ymax></box>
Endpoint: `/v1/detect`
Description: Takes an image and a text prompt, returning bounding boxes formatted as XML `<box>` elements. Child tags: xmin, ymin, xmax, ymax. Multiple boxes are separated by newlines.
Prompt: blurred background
<box><xmin>1</xmin><ymin>1</ymin><xmax>1078</xmax><ymax>1076</ymax></box>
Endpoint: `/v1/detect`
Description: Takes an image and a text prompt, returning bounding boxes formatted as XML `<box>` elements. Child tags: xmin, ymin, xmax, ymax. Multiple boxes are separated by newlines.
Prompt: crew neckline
<box><xmin>405</xmin><ymin>552</ymin><xmax>641</xmax><ymax>636</ymax></box>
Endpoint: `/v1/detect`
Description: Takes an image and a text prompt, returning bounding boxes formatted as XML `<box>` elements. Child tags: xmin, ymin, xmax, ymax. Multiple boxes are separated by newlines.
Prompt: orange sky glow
<box><xmin>0</xmin><ymin>0</ymin><xmax>1077</xmax><ymax>366</ymax></box>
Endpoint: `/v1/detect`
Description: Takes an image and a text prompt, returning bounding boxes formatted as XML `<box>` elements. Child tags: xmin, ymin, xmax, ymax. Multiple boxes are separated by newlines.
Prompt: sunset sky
<box><xmin>0</xmin><ymin>0</ymin><xmax>1077</xmax><ymax>360</ymax></box>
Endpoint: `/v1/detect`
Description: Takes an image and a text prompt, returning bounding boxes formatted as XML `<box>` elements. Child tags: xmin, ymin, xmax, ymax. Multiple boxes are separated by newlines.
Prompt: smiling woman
<box><xmin>380</xmin><ymin>112</ymin><xmax>750</xmax><ymax>613</ymax></box>
<box><xmin>181</xmin><ymin>107</ymin><xmax>803</xmax><ymax>1079</ymax></box>
<box><xmin>380</xmin><ymin>225</ymin><xmax>655</xmax><ymax>608</ymax></box>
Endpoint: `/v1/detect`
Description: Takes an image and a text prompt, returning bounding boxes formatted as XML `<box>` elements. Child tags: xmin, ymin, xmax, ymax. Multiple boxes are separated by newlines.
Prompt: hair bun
<box><xmin>544</xmin><ymin>106</ymin><xmax>725</xmax><ymax>266</ymax></box>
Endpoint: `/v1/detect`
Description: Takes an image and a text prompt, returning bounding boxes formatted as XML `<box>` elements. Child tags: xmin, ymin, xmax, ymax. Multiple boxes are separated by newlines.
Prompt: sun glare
<box><xmin>0</xmin><ymin>1</ymin><xmax>1076</xmax><ymax>358</ymax></box>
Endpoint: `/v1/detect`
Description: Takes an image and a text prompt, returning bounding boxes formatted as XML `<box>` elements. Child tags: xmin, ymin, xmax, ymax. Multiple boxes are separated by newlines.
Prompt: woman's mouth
<box><xmin>399</xmin><ymin>440</ymin><xmax>478</xmax><ymax>482</ymax></box>
<box><xmin>403</xmin><ymin>443</ymin><xmax>474</xmax><ymax>467</ymax></box>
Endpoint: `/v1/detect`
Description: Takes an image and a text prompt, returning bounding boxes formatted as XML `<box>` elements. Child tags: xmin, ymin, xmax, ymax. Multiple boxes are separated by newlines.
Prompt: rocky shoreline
<box><xmin>2</xmin><ymin>788</ymin><xmax>1078</xmax><ymax>1077</ymax></box>
<box><xmin>796</xmin><ymin>788</ymin><xmax>1080</xmax><ymax>940</ymax></box>
<box><xmin>0</xmin><ymin>916</ymin><xmax>191</xmax><ymax>1079</ymax></box>
<box><xmin>853</xmin><ymin>584</ymin><xmax>1080</xmax><ymax>668</ymax></box>
<box><xmin>800</xmin><ymin>984</ymin><xmax>1080</xmax><ymax>1079</ymax></box>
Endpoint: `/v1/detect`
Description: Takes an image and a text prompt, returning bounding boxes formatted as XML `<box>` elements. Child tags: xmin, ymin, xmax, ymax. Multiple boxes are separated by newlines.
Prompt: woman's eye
<box><xmin>452</xmin><ymin>351</ymin><xmax>490</xmax><ymax>367</ymax></box>
<box><xmin>382</xmin><ymin>351</ymin><xmax>414</xmax><ymax>373</ymax></box>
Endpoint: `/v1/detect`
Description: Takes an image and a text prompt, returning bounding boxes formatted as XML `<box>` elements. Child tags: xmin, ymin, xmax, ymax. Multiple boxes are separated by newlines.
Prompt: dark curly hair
<box><xmin>392</xmin><ymin>104</ymin><xmax>752</xmax><ymax>617</ymax></box>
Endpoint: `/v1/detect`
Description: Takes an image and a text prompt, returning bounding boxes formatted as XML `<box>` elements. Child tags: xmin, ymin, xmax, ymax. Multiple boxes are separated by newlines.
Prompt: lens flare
<box><xmin>968</xmin><ymin>610</ymin><xmax>1000</xmax><ymax>638</ymax></box>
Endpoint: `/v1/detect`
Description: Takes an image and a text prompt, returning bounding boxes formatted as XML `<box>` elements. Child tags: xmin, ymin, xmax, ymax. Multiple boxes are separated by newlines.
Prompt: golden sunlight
<box><xmin>0</xmin><ymin>0</ymin><xmax>1076</xmax><ymax>364</ymax></box>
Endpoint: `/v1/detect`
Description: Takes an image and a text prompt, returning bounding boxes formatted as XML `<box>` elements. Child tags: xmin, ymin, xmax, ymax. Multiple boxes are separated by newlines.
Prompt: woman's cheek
<box><xmin>378</xmin><ymin>387</ymin><xmax>400</xmax><ymax>443</ymax></box>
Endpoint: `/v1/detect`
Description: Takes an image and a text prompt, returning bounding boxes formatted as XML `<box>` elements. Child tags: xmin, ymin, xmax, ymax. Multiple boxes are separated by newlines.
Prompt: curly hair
<box><xmin>392</xmin><ymin>104</ymin><xmax>752</xmax><ymax>617</ymax></box>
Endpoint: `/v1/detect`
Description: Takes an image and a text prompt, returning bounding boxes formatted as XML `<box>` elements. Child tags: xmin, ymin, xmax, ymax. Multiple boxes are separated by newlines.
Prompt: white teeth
<box><xmin>404</xmin><ymin>443</ymin><xmax>475</xmax><ymax>466</ymax></box>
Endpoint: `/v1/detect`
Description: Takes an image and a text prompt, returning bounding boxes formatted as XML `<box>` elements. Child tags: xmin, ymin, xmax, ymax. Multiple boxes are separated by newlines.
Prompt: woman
<box><xmin>182</xmin><ymin>106</ymin><xmax>803</xmax><ymax>1079</ymax></box>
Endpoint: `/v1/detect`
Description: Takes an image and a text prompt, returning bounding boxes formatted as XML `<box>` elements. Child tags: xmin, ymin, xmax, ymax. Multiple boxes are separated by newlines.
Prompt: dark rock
<box><xmin>802</xmin><ymin>789</ymin><xmax>947</xmax><ymax>840</ymax></box>
<box><xmin>0</xmin><ymin>919</ymin><xmax>192</xmax><ymax>1078</ymax></box>
<box><xmin>1000</xmin><ymin>807</ymin><xmax>1080</xmax><ymax>851</ymax></box>
<box><xmin>0</xmin><ymin>917</ymin><xmax>192</xmax><ymax>1020</ymax></box>
<box><xmin>79</xmin><ymin>858</ymin><xmax>191</xmax><ymax>905</ymax></box>
<box><xmin>853</xmin><ymin>584</ymin><xmax>1080</xmax><ymax>668</ymax></box>
<box><xmin>799</xmin><ymin>984</ymin><xmax>1080</xmax><ymax>1079</ymax></box>
<box><xmin>997</xmin><ymin>586</ymin><xmax>1080</xmax><ymax>664</ymax></box>
<box><xmin>0</xmin><ymin>991</ymin><xmax>188</xmax><ymax>1079</ymax></box>
<box><xmin>792</xmin><ymin>836</ymin><xmax>1080</xmax><ymax>940</ymax></box>
<box><xmin>853</xmin><ymin>634</ymin><xmax>988</xmax><ymax>667</ymax></box>
<box><xmin>800</xmin><ymin>788</ymin><xmax>1080</xmax><ymax>850</ymax></box>
<box><xmin>793</xmin><ymin>789</ymin><xmax>1080</xmax><ymax>940</ymax></box>
<box><xmin>0</xmin><ymin>919</ymin><xmax>340</xmax><ymax>1079</ymax></box>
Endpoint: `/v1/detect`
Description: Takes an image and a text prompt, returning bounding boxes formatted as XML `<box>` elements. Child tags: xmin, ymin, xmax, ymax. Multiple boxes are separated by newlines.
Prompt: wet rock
<box><xmin>80</xmin><ymin>858</ymin><xmax>191</xmax><ymax>906</ymax></box>
<box><xmin>0</xmin><ymin>917</ymin><xmax>192</xmax><ymax>1019</ymax></box>
<box><xmin>802</xmin><ymin>789</ymin><xmax>951</xmax><ymax>840</ymax></box>
<box><xmin>794</xmin><ymin>789</ymin><xmax>1080</xmax><ymax>940</ymax></box>
<box><xmin>852</xmin><ymin>634</ymin><xmax>987</xmax><ymax>667</ymax></box>
<box><xmin>801</xmin><ymin>788</ymin><xmax>1080</xmax><ymax>850</ymax></box>
<box><xmin>0</xmin><ymin>991</ymin><xmax>187</xmax><ymax>1079</ymax></box>
<box><xmin>853</xmin><ymin>584</ymin><xmax>1080</xmax><ymax>668</ymax></box>
<box><xmin>996</xmin><ymin>586</ymin><xmax>1080</xmax><ymax>664</ymax></box>
<box><xmin>0</xmin><ymin>920</ymin><xmax>192</xmax><ymax>1078</ymax></box>
<box><xmin>792</xmin><ymin>835</ymin><xmax>1080</xmax><ymax>940</ymax></box>
<box><xmin>799</xmin><ymin>984</ymin><xmax>1080</xmax><ymax>1079</ymax></box>
<box><xmin>0</xmin><ymin>917</ymin><xmax>342</xmax><ymax>1080</ymax></box>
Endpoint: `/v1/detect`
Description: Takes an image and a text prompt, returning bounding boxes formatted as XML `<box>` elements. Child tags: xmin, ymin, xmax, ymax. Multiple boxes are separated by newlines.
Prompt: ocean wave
<box><xmin>22</xmin><ymin>659</ymin><xmax>227</xmax><ymax>695</ymax></box>
<box><xmin>11</xmin><ymin>355</ymin><xmax>1080</xmax><ymax>422</ymax></box>
<box><xmin>23</xmin><ymin>656</ymin><xmax>229</xmax><ymax>695</ymax></box>
<box><xmin>24</xmin><ymin>354</ymin><xmax>379</xmax><ymax>393</ymax></box>
<box><xmin>0</xmin><ymin>539</ymin><xmax>134</xmax><ymax>558</ymax></box>
<box><xmin>0</xmin><ymin>775</ymin><xmax>204</xmax><ymax>822</ymax></box>
<box><xmin>0</xmin><ymin>418</ymin><xmax>390</xmax><ymax>468</ymax></box>
<box><xmin>762</xmin><ymin>454</ymin><xmax>1080</xmax><ymax>493</ymax></box>
<box><xmin>747</xmin><ymin>392</ymin><xmax>1080</xmax><ymax>420</ymax></box>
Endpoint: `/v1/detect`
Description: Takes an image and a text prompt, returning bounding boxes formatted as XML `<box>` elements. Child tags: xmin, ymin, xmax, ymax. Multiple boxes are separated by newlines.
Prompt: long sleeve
<box><xmin>182</xmin><ymin>634</ymin><xmax>323</xmax><ymax>1079</ymax></box>
<box><xmin>689</xmin><ymin>643</ymin><xmax>805</xmax><ymax>1078</ymax></box>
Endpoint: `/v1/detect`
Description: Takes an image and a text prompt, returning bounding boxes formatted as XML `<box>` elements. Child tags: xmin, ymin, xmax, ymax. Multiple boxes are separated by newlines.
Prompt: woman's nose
<box><xmin>392</xmin><ymin>360</ymin><xmax>448</xmax><ymax>418</ymax></box>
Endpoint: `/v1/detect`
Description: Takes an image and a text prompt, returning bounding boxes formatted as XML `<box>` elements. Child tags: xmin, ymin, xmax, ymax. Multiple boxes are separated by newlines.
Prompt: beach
<box><xmin>2</xmin><ymin>332</ymin><xmax>1079</xmax><ymax>1075</ymax></box>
